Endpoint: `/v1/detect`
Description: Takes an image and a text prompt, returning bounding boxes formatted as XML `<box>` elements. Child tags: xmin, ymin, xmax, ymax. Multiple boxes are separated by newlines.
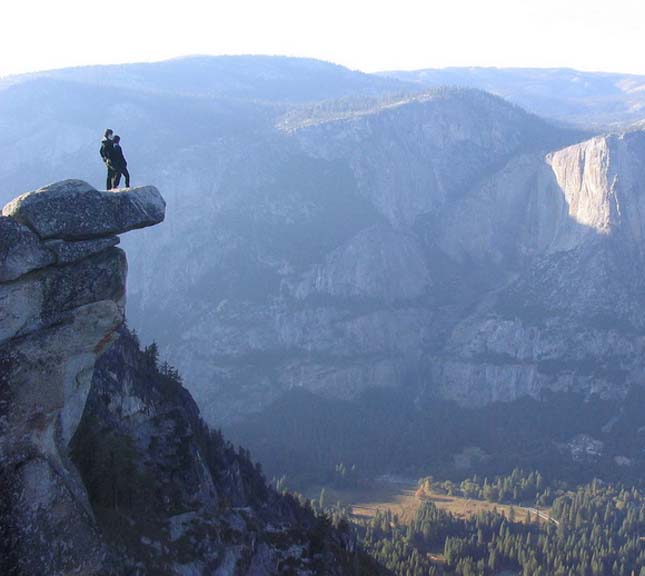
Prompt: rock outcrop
<box><xmin>0</xmin><ymin>217</ymin><xmax>54</xmax><ymax>282</ymax></box>
<box><xmin>0</xmin><ymin>179</ymin><xmax>379</xmax><ymax>575</ymax></box>
<box><xmin>0</xmin><ymin>180</ymin><xmax>165</xmax><ymax>574</ymax></box>
<box><xmin>3</xmin><ymin>179</ymin><xmax>165</xmax><ymax>240</ymax></box>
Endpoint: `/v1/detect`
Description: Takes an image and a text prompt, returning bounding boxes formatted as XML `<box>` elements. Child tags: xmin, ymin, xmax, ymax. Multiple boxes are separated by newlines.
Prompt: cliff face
<box><xmin>151</xmin><ymin>124</ymin><xmax>645</xmax><ymax>423</ymax></box>
<box><xmin>116</xmin><ymin>90</ymin><xmax>586</xmax><ymax>424</ymax></box>
<box><xmin>0</xmin><ymin>180</ymin><xmax>379</xmax><ymax>575</ymax></box>
<box><xmin>432</xmin><ymin>131</ymin><xmax>645</xmax><ymax>405</ymax></box>
<box><xmin>0</xmin><ymin>180</ymin><xmax>165</xmax><ymax>574</ymax></box>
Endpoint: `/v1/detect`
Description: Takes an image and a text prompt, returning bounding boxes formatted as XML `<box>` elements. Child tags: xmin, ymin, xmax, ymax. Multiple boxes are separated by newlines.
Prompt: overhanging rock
<box><xmin>2</xmin><ymin>179</ymin><xmax>165</xmax><ymax>240</ymax></box>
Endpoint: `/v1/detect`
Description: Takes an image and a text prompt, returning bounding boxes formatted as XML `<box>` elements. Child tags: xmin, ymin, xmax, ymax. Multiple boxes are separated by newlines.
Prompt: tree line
<box><xmin>418</xmin><ymin>467</ymin><xmax>568</xmax><ymax>508</ymax></box>
<box><xmin>355</xmin><ymin>479</ymin><xmax>644</xmax><ymax>576</ymax></box>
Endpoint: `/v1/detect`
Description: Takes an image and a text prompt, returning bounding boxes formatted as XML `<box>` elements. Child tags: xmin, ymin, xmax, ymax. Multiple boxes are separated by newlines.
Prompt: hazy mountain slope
<box><xmin>2</xmin><ymin>55</ymin><xmax>414</xmax><ymax>102</ymax></box>
<box><xmin>380</xmin><ymin>67</ymin><xmax>645</xmax><ymax>127</ymax></box>
<box><xmin>118</xmin><ymin>89</ymin><xmax>586</xmax><ymax>424</ymax></box>
<box><xmin>229</xmin><ymin>383</ymin><xmax>645</xmax><ymax>484</ymax></box>
<box><xmin>2</xmin><ymin>56</ymin><xmax>643</xmax><ymax>439</ymax></box>
<box><xmin>285</xmin><ymin>90</ymin><xmax>580</xmax><ymax>227</ymax></box>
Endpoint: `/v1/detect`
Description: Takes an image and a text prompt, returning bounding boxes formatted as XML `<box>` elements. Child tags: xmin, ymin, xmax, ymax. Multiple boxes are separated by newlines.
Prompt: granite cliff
<box><xmin>0</xmin><ymin>180</ymin><xmax>165</xmax><ymax>574</ymax></box>
<box><xmin>432</xmin><ymin>131</ymin><xmax>645</xmax><ymax>405</ymax></box>
<box><xmin>0</xmin><ymin>180</ymin><xmax>378</xmax><ymax>575</ymax></box>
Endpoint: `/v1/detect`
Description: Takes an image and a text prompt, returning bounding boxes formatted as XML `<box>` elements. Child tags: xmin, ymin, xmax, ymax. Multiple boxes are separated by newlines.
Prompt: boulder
<box><xmin>0</xmin><ymin>216</ymin><xmax>54</xmax><ymax>282</ymax></box>
<box><xmin>2</xmin><ymin>179</ymin><xmax>165</xmax><ymax>240</ymax></box>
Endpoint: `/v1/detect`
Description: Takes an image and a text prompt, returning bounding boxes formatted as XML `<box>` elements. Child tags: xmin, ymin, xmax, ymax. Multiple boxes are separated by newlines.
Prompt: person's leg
<box><xmin>112</xmin><ymin>171</ymin><xmax>121</xmax><ymax>189</ymax></box>
<box><xmin>122</xmin><ymin>167</ymin><xmax>130</xmax><ymax>188</ymax></box>
<box><xmin>106</xmin><ymin>167</ymin><xmax>113</xmax><ymax>190</ymax></box>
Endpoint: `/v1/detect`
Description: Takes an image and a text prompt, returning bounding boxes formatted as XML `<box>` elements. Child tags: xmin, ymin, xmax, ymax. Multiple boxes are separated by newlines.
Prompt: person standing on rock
<box><xmin>99</xmin><ymin>129</ymin><xmax>116</xmax><ymax>190</ymax></box>
<box><xmin>110</xmin><ymin>135</ymin><xmax>130</xmax><ymax>189</ymax></box>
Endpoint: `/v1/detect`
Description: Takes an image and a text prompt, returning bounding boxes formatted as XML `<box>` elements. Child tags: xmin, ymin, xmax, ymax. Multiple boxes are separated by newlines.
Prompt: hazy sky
<box><xmin>2</xmin><ymin>0</ymin><xmax>644</xmax><ymax>77</ymax></box>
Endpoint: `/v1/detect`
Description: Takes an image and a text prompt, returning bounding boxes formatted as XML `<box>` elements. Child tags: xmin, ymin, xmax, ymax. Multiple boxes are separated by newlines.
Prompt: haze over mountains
<box><xmin>1</xmin><ymin>55</ymin><xmax>644</xmax><ymax>482</ymax></box>
<box><xmin>382</xmin><ymin>67</ymin><xmax>645</xmax><ymax>127</ymax></box>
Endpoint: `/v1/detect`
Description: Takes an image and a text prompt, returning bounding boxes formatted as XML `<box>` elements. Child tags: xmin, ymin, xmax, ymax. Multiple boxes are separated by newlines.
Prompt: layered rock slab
<box><xmin>44</xmin><ymin>236</ymin><xmax>120</xmax><ymax>265</ymax></box>
<box><xmin>2</xmin><ymin>179</ymin><xmax>165</xmax><ymax>240</ymax></box>
<box><xmin>0</xmin><ymin>216</ymin><xmax>54</xmax><ymax>282</ymax></box>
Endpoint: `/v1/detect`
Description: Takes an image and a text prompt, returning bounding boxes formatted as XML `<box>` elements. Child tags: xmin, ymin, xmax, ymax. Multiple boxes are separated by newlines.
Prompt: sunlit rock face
<box><xmin>432</xmin><ymin>131</ymin><xmax>645</xmax><ymax>406</ymax></box>
<box><xmin>0</xmin><ymin>180</ymin><xmax>165</xmax><ymax>575</ymax></box>
<box><xmin>549</xmin><ymin>133</ymin><xmax>645</xmax><ymax>246</ymax></box>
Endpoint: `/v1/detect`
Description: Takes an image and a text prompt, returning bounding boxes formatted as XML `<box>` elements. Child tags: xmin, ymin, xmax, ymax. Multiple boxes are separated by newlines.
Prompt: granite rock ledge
<box><xmin>2</xmin><ymin>179</ymin><xmax>165</xmax><ymax>240</ymax></box>
<box><xmin>0</xmin><ymin>179</ymin><xmax>165</xmax><ymax>575</ymax></box>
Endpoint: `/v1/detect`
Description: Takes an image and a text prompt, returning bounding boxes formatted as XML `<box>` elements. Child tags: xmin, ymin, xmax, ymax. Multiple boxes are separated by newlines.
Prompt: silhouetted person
<box><xmin>99</xmin><ymin>129</ymin><xmax>116</xmax><ymax>190</ymax></box>
<box><xmin>110</xmin><ymin>135</ymin><xmax>130</xmax><ymax>189</ymax></box>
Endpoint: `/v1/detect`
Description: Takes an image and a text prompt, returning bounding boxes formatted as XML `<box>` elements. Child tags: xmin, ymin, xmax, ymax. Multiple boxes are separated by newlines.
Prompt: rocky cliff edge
<box><xmin>0</xmin><ymin>180</ymin><xmax>378</xmax><ymax>575</ymax></box>
<box><xmin>0</xmin><ymin>180</ymin><xmax>165</xmax><ymax>574</ymax></box>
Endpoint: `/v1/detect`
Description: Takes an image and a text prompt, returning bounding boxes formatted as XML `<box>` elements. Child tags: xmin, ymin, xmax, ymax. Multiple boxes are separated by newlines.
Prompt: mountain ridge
<box><xmin>117</xmin><ymin>85</ymin><xmax>591</xmax><ymax>424</ymax></box>
<box><xmin>380</xmin><ymin>66</ymin><xmax>645</xmax><ymax>127</ymax></box>
<box><xmin>0</xmin><ymin>55</ymin><xmax>643</xmax><ymax>483</ymax></box>
<box><xmin>0</xmin><ymin>55</ymin><xmax>416</xmax><ymax>103</ymax></box>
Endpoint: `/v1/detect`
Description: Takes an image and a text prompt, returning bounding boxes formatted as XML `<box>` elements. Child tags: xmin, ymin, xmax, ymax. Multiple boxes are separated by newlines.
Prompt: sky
<box><xmin>2</xmin><ymin>0</ymin><xmax>644</xmax><ymax>77</ymax></box>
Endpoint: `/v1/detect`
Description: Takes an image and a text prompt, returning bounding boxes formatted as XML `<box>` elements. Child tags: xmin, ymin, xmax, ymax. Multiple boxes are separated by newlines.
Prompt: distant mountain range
<box><xmin>4</xmin><ymin>57</ymin><xmax>644</xmax><ymax>126</ymax></box>
<box><xmin>380</xmin><ymin>67</ymin><xmax>645</xmax><ymax>127</ymax></box>
<box><xmin>0</xmin><ymin>55</ymin><xmax>411</xmax><ymax>101</ymax></box>
<box><xmin>1</xmin><ymin>56</ymin><xmax>643</xmax><ymax>481</ymax></box>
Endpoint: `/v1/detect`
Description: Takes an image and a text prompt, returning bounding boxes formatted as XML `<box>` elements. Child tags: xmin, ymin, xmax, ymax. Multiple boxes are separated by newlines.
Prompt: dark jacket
<box><xmin>100</xmin><ymin>138</ymin><xmax>114</xmax><ymax>164</ymax></box>
<box><xmin>111</xmin><ymin>144</ymin><xmax>127</xmax><ymax>170</ymax></box>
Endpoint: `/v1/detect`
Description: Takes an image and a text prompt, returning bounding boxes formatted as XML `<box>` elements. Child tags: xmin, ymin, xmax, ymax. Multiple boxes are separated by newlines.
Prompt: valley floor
<box><xmin>308</xmin><ymin>477</ymin><xmax>552</xmax><ymax>525</ymax></box>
